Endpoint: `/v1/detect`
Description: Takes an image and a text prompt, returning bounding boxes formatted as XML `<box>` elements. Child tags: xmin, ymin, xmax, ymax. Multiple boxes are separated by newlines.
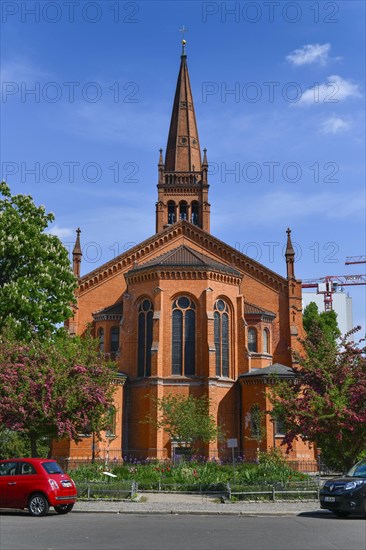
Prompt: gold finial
<box><xmin>179</xmin><ymin>25</ymin><xmax>188</xmax><ymax>55</ymax></box>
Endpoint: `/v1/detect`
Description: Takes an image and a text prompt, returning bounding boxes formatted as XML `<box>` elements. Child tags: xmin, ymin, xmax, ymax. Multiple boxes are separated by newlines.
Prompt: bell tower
<box><xmin>156</xmin><ymin>40</ymin><xmax>210</xmax><ymax>233</ymax></box>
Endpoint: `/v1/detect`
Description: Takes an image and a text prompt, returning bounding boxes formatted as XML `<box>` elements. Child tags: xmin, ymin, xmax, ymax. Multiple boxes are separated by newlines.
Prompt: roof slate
<box><xmin>244</xmin><ymin>302</ymin><xmax>276</xmax><ymax>318</ymax></box>
<box><xmin>240</xmin><ymin>363</ymin><xmax>296</xmax><ymax>379</ymax></box>
<box><xmin>93</xmin><ymin>302</ymin><xmax>123</xmax><ymax>318</ymax></box>
<box><xmin>128</xmin><ymin>245</ymin><xmax>241</xmax><ymax>276</ymax></box>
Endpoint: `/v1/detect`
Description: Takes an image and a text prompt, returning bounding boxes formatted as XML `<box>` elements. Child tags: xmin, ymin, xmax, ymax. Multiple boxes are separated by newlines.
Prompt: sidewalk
<box><xmin>73</xmin><ymin>493</ymin><xmax>324</xmax><ymax>516</ymax></box>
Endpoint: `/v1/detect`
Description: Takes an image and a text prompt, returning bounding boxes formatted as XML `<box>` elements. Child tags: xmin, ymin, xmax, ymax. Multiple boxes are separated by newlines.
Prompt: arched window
<box><xmin>110</xmin><ymin>326</ymin><xmax>120</xmax><ymax>354</ymax></box>
<box><xmin>179</xmin><ymin>201</ymin><xmax>188</xmax><ymax>220</ymax></box>
<box><xmin>250</xmin><ymin>405</ymin><xmax>261</xmax><ymax>439</ymax></box>
<box><xmin>137</xmin><ymin>299</ymin><xmax>153</xmax><ymax>377</ymax></box>
<box><xmin>274</xmin><ymin>415</ymin><xmax>286</xmax><ymax>436</ymax></box>
<box><xmin>172</xmin><ymin>296</ymin><xmax>196</xmax><ymax>375</ymax></box>
<box><xmin>167</xmin><ymin>201</ymin><xmax>176</xmax><ymax>224</ymax></box>
<box><xmin>248</xmin><ymin>328</ymin><xmax>257</xmax><ymax>353</ymax></box>
<box><xmin>98</xmin><ymin>328</ymin><xmax>104</xmax><ymax>352</ymax></box>
<box><xmin>191</xmin><ymin>201</ymin><xmax>199</xmax><ymax>225</ymax></box>
<box><xmin>263</xmin><ymin>328</ymin><xmax>270</xmax><ymax>354</ymax></box>
<box><xmin>105</xmin><ymin>406</ymin><xmax>116</xmax><ymax>438</ymax></box>
<box><xmin>214</xmin><ymin>299</ymin><xmax>230</xmax><ymax>377</ymax></box>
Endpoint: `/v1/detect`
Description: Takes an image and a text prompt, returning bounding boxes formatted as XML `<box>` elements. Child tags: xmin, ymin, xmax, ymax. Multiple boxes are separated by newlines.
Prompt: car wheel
<box><xmin>28</xmin><ymin>494</ymin><xmax>49</xmax><ymax>517</ymax></box>
<box><xmin>332</xmin><ymin>511</ymin><xmax>350</xmax><ymax>518</ymax></box>
<box><xmin>54</xmin><ymin>504</ymin><xmax>74</xmax><ymax>514</ymax></box>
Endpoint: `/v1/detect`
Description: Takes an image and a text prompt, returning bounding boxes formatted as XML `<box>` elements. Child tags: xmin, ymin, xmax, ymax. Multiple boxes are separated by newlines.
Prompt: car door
<box><xmin>16</xmin><ymin>461</ymin><xmax>39</xmax><ymax>508</ymax></box>
<box><xmin>0</xmin><ymin>461</ymin><xmax>20</xmax><ymax>508</ymax></box>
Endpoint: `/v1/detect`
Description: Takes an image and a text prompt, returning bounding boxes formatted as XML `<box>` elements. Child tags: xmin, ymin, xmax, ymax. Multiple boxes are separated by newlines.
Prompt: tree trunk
<box><xmin>30</xmin><ymin>436</ymin><xmax>38</xmax><ymax>457</ymax></box>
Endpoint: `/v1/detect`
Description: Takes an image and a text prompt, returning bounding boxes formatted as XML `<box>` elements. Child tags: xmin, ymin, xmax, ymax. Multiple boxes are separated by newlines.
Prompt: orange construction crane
<box><xmin>345</xmin><ymin>255</ymin><xmax>366</xmax><ymax>265</ymax></box>
<box><xmin>302</xmin><ymin>274</ymin><xmax>366</xmax><ymax>311</ymax></box>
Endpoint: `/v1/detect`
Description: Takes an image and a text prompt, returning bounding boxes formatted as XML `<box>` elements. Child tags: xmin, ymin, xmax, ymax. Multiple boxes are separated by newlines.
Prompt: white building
<box><xmin>302</xmin><ymin>291</ymin><xmax>353</xmax><ymax>337</ymax></box>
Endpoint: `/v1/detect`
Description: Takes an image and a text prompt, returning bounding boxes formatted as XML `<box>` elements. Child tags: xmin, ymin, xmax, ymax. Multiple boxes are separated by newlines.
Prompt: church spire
<box><xmin>156</xmin><ymin>41</ymin><xmax>210</xmax><ymax>234</ymax></box>
<box><xmin>164</xmin><ymin>40</ymin><xmax>202</xmax><ymax>172</ymax></box>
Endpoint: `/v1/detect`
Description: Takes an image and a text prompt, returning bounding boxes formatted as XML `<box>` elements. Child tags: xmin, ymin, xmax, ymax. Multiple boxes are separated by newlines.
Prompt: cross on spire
<box><xmin>179</xmin><ymin>25</ymin><xmax>188</xmax><ymax>40</ymax></box>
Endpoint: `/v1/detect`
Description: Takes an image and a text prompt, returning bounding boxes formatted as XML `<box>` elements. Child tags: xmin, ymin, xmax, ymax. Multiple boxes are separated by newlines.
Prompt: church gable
<box><xmin>78</xmin><ymin>220</ymin><xmax>288</xmax><ymax>297</ymax></box>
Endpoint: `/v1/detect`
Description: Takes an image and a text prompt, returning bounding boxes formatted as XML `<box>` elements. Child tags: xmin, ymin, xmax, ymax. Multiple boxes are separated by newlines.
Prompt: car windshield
<box><xmin>42</xmin><ymin>462</ymin><xmax>64</xmax><ymax>475</ymax></box>
<box><xmin>347</xmin><ymin>460</ymin><xmax>366</xmax><ymax>478</ymax></box>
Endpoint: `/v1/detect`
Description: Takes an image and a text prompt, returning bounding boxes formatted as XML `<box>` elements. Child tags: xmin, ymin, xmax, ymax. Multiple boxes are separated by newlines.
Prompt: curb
<box><xmin>71</xmin><ymin>508</ymin><xmax>324</xmax><ymax>517</ymax></box>
<box><xmin>72</xmin><ymin>510</ymin><xmax>313</xmax><ymax>516</ymax></box>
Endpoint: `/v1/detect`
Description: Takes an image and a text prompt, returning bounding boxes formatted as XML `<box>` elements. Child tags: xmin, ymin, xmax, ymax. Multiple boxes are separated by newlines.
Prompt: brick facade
<box><xmin>52</xmin><ymin>47</ymin><xmax>315</xmax><ymax>464</ymax></box>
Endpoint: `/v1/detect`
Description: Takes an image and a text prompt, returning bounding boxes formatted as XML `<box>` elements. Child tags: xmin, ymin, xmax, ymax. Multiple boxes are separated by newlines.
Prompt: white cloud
<box><xmin>0</xmin><ymin>59</ymin><xmax>50</xmax><ymax>82</ymax></box>
<box><xmin>45</xmin><ymin>225</ymin><xmax>74</xmax><ymax>238</ymax></box>
<box><xmin>286</xmin><ymin>43</ymin><xmax>331</xmax><ymax>66</ymax></box>
<box><xmin>320</xmin><ymin>115</ymin><xmax>352</xmax><ymax>135</ymax></box>
<box><xmin>296</xmin><ymin>75</ymin><xmax>361</xmax><ymax>107</ymax></box>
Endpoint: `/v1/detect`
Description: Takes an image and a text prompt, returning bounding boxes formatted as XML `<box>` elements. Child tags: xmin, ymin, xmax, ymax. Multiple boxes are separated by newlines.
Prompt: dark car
<box><xmin>320</xmin><ymin>459</ymin><xmax>366</xmax><ymax>517</ymax></box>
<box><xmin>0</xmin><ymin>458</ymin><xmax>77</xmax><ymax>517</ymax></box>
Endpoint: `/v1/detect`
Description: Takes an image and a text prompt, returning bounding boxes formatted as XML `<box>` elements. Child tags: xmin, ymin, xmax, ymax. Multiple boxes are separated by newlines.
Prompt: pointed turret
<box><xmin>285</xmin><ymin>228</ymin><xmax>295</xmax><ymax>280</ymax></box>
<box><xmin>158</xmin><ymin>148</ymin><xmax>164</xmax><ymax>167</ymax></box>
<box><xmin>158</xmin><ymin>148</ymin><xmax>164</xmax><ymax>184</ymax></box>
<box><xmin>164</xmin><ymin>42</ymin><xmax>201</xmax><ymax>172</ymax></box>
<box><xmin>285</xmin><ymin>228</ymin><xmax>304</xmax><ymax>351</ymax></box>
<box><xmin>202</xmin><ymin>148</ymin><xmax>208</xmax><ymax>183</ymax></box>
<box><xmin>72</xmin><ymin>228</ymin><xmax>82</xmax><ymax>278</ymax></box>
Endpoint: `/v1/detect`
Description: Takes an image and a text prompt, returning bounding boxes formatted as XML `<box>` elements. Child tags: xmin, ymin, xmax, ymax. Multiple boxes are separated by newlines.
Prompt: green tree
<box><xmin>0</xmin><ymin>329</ymin><xmax>117</xmax><ymax>457</ymax></box>
<box><xmin>269</xmin><ymin>327</ymin><xmax>366</xmax><ymax>471</ymax></box>
<box><xmin>0</xmin><ymin>181</ymin><xmax>77</xmax><ymax>339</ymax></box>
<box><xmin>145</xmin><ymin>394</ymin><xmax>222</xmax><ymax>454</ymax></box>
<box><xmin>0</xmin><ymin>429</ymin><xmax>50</xmax><ymax>460</ymax></box>
<box><xmin>303</xmin><ymin>302</ymin><xmax>341</xmax><ymax>351</ymax></box>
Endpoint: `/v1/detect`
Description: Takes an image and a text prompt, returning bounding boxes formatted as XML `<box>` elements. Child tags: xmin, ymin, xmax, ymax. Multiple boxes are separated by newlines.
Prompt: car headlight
<box><xmin>345</xmin><ymin>480</ymin><xmax>365</xmax><ymax>491</ymax></box>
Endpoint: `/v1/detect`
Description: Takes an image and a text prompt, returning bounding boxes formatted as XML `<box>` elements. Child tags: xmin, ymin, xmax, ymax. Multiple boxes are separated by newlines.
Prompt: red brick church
<box><xmin>53</xmin><ymin>42</ymin><xmax>315</xmax><ymax>463</ymax></box>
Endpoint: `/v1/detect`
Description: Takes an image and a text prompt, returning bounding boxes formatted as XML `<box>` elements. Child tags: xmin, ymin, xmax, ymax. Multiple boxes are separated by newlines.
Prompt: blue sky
<box><xmin>1</xmin><ymin>1</ymin><xmax>365</xmax><ymax>331</ymax></box>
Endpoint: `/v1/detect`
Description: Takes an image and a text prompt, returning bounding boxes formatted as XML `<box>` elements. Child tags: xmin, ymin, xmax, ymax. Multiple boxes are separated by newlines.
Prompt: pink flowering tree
<box><xmin>269</xmin><ymin>326</ymin><xmax>366</xmax><ymax>471</ymax></box>
<box><xmin>0</xmin><ymin>329</ymin><xmax>116</xmax><ymax>457</ymax></box>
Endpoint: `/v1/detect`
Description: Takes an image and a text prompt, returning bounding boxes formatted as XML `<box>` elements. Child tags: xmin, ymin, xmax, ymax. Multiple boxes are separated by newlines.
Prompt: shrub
<box><xmin>68</xmin><ymin>451</ymin><xmax>308</xmax><ymax>488</ymax></box>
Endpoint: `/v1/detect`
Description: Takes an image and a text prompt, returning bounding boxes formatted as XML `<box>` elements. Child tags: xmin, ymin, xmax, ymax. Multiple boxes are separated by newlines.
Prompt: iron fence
<box><xmin>76</xmin><ymin>481</ymin><xmax>137</xmax><ymax>500</ymax></box>
<box><xmin>73</xmin><ymin>480</ymin><xmax>319</xmax><ymax>501</ymax></box>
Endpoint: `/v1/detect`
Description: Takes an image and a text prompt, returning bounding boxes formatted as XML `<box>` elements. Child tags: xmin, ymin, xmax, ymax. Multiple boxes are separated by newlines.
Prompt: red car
<box><xmin>0</xmin><ymin>458</ymin><xmax>77</xmax><ymax>516</ymax></box>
